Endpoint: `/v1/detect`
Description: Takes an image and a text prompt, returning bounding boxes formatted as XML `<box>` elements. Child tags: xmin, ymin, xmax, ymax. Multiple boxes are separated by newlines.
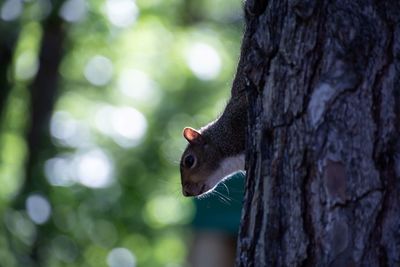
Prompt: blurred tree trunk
<box><xmin>10</xmin><ymin>8</ymin><xmax>66</xmax><ymax>266</ymax></box>
<box><xmin>22</xmin><ymin>15</ymin><xmax>65</xmax><ymax>200</ymax></box>
<box><xmin>236</xmin><ymin>0</ymin><xmax>400</xmax><ymax>266</ymax></box>
<box><xmin>0</xmin><ymin>22</ymin><xmax>19</xmax><ymax>122</ymax></box>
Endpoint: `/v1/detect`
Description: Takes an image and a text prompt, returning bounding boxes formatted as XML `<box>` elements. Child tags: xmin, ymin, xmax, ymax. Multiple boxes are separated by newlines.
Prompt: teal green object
<box><xmin>191</xmin><ymin>172</ymin><xmax>245</xmax><ymax>236</ymax></box>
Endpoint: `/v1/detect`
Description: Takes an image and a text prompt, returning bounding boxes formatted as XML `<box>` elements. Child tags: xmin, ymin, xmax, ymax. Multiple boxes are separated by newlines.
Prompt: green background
<box><xmin>0</xmin><ymin>0</ymin><xmax>243</xmax><ymax>266</ymax></box>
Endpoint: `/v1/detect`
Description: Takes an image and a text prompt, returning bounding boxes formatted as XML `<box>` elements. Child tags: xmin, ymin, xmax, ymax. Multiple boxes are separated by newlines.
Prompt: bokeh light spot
<box><xmin>50</xmin><ymin>111</ymin><xmax>92</xmax><ymax>148</ymax></box>
<box><xmin>75</xmin><ymin>149</ymin><xmax>113</xmax><ymax>188</ymax></box>
<box><xmin>1</xmin><ymin>0</ymin><xmax>23</xmax><ymax>21</ymax></box>
<box><xmin>59</xmin><ymin>0</ymin><xmax>87</xmax><ymax>23</ymax></box>
<box><xmin>95</xmin><ymin>105</ymin><xmax>148</xmax><ymax>148</ymax></box>
<box><xmin>0</xmin><ymin>133</ymin><xmax>26</xmax><ymax>201</ymax></box>
<box><xmin>186</xmin><ymin>43</ymin><xmax>221</xmax><ymax>80</ymax></box>
<box><xmin>107</xmin><ymin>247</ymin><xmax>136</xmax><ymax>267</ymax></box>
<box><xmin>84</xmin><ymin>55</ymin><xmax>113</xmax><ymax>86</ymax></box>
<box><xmin>112</xmin><ymin>107</ymin><xmax>147</xmax><ymax>147</ymax></box>
<box><xmin>94</xmin><ymin>105</ymin><xmax>114</xmax><ymax>135</ymax></box>
<box><xmin>104</xmin><ymin>0</ymin><xmax>139</xmax><ymax>28</ymax></box>
<box><xmin>118</xmin><ymin>69</ymin><xmax>161</xmax><ymax>107</ymax></box>
<box><xmin>84</xmin><ymin>245</ymin><xmax>108</xmax><ymax>266</ymax></box>
<box><xmin>50</xmin><ymin>111</ymin><xmax>77</xmax><ymax>143</ymax></box>
<box><xmin>46</xmin><ymin>148</ymin><xmax>113</xmax><ymax>189</ymax></box>
<box><xmin>154</xmin><ymin>235</ymin><xmax>186</xmax><ymax>264</ymax></box>
<box><xmin>26</xmin><ymin>194</ymin><xmax>52</xmax><ymax>225</ymax></box>
<box><xmin>4</xmin><ymin>210</ymin><xmax>37</xmax><ymax>245</ymax></box>
<box><xmin>15</xmin><ymin>51</ymin><xmax>39</xmax><ymax>81</ymax></box>
<box><xmin>45</xmin><ymin>155</ymin><xmax>75</xmax><ymax>187</ymax></box>
<box><xmin>29</xmin><ymin>0</ymin><xmax>53</xmax><ymax>20</ymax></box>
<box><xmin>144</xmin><ymin>195</ymin><xmax>193</xmax><ymax>228</ymax></box>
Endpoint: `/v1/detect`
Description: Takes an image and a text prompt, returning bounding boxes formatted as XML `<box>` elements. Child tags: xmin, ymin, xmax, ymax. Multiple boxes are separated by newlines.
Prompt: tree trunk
<box><xmin>0</xmin><ymin>22</ymin><xmax>19</xmax><ymax>122</ymax></box>
<box><xmin>22</xmin><ymin>13</ymin><xmax>65</xmax><ymax>201</ymax></box>
<box><xmin>236</xmin><ymin>0</ymin><xmax>400</xmax><ymax>266</ymax></box>
<box><xmin>9</xmin><ymin>8</ymin><xmax>66</xmax><ymax>266</ymax></box>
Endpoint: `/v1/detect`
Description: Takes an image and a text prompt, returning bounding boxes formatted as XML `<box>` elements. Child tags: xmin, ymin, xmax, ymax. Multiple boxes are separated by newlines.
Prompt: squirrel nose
<box><xmin>183</xmin><ymin>189</ymin><xmax>191</xmax><ymax>196</ymax></box>
<box><xmin>182</xmin><ymin>182</ymin><xmax>206</xmax><ymax>197</ymax></box>
<box><xmin>182</xmin><ymin>183</ymin><xmax>195</xmax><ymax>196</ymax></box>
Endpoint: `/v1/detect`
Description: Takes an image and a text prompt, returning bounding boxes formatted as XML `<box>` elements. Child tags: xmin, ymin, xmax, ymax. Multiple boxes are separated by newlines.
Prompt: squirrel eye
<box><xmin>184</xmin><ymin>155</ymin><xmax>196</xmax><ymax>168</ymax></box>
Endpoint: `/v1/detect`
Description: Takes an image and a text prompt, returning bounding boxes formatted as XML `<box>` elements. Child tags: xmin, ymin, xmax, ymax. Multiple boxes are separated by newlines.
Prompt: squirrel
<box><xmin>180</xmin><ymin>69</ymin><xmax>247</xmax><ymax>197</ymax></box>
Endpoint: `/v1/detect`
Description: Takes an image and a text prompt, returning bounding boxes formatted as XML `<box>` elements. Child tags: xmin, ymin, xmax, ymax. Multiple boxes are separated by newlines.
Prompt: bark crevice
<box><xmin>236</xmin><ymin>0</ymin><xmax>400</xmax><ymax>266</ymax></box>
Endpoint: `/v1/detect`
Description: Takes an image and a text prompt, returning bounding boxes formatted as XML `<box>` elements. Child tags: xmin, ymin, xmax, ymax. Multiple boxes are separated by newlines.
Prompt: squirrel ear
<box><xmin>183</xmin><ymin>127</ymin><xmax>203</xmax><ymax>144</ymax></box>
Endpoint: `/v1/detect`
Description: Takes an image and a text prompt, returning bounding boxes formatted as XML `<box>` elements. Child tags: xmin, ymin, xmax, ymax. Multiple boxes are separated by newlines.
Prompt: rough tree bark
<box><xmin>236</xmin><ymin>0</ymin><xmax>400</xmax><ymax>266</ymax></box>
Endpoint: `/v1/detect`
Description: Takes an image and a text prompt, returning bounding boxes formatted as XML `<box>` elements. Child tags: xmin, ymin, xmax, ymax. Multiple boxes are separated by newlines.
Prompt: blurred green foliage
<box><xmin>0</xmin><ymin>0</ymin><xmax>243</xmax><ymax>266</ymax></box>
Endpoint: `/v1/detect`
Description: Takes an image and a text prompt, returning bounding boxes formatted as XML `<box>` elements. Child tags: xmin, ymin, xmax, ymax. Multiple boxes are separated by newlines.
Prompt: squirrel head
<box><xmin>180</xmin><ymin>127</ymin><xmax>221</xmax><ymax>197</ymax></box>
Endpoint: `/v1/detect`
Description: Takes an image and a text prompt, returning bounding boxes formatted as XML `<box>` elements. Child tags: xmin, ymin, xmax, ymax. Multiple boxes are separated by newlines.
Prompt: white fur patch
<box><xmin>206</xmin><ymin>154</ymin><xmax>245</xmax><ymax>189</ymax></box>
